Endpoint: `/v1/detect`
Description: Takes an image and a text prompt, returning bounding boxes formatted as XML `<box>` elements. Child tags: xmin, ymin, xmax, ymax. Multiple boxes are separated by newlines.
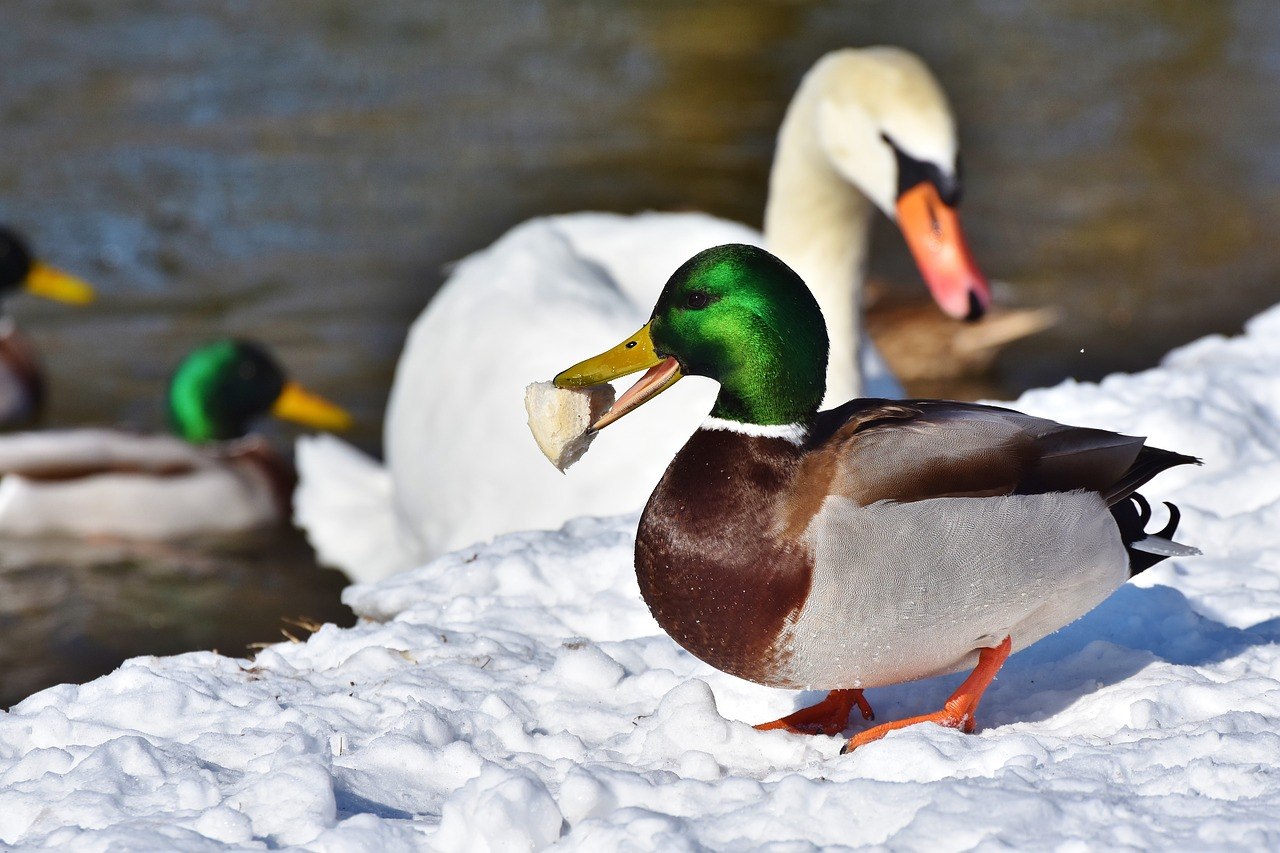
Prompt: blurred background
<box><xmin>1</xmin><ymin>0</ymin><xmax>1277</xmax><ymax>704</ymax></box>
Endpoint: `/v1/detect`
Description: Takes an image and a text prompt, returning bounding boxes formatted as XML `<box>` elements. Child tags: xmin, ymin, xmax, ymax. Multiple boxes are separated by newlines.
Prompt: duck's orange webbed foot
<box><xmin>754</xmin><ymin>688</ymin><xmax>874</xmax><ymax>736</ymax></box>
<box><xmin>841</xmin><ymin>635</ymin><xmax>1012</xmax><ymax>754</ymax></box>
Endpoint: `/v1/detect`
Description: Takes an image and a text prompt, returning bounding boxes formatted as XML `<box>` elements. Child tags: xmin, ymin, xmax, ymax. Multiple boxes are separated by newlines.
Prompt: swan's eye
<box><xmin>685</xmin><ymin>291</ymin><xmax>710</xmax><ymax>310</ymax></box>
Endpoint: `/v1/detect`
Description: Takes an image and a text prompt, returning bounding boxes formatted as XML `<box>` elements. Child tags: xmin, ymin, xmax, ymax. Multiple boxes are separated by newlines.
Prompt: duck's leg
<box><xmin>841</xmin><ymin>635</ymin><xmax>1012</xmax><ymax>753</ymax></box>
<box><xmin>754</xmin><ymin>689</ymin><xmax>875</xmax><ymax>736</ymax></box>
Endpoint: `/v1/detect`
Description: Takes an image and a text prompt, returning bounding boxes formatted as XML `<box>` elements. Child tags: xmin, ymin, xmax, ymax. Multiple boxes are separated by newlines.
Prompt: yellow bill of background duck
<box><xmin>22</xmin><ymin>261</ymin><xmax>96</xmax><ymax>305</ymax></box>
<box><xmin>272</xmin><ymin>381</ymin><xmax>354</xmax><ymax>433</ymax></box>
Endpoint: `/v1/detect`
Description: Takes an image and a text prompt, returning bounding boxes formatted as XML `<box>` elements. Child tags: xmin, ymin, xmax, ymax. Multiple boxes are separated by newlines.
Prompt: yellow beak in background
<box><xmin>271</xmin><ymin>381</ymin><xmax>354</xmax><ymax>432</ymax></box>
<box><xmin>554</xmin><ymin>321</ymin><xmax>683</xmax><ymax>431</ymax></box>
<box><xmin>24</xmin><ymin>262</ymin><xmax>96</xmax><ymax>305</ymax></box>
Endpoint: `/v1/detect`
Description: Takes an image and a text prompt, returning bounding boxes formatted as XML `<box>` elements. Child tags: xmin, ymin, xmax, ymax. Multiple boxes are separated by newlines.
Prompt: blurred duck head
<box><xmin>0</xmin><ymin>226</ymin><xmax>96</xmax><ymax>306</ymax></box>
<box><xmin>168</xmin><ymin>340</ymin><xmax>353</xmax><ymax>443</ymax></box>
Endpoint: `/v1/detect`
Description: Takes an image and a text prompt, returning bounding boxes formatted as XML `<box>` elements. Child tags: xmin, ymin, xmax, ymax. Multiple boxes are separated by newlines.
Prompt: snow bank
<box><xmin>4</xmin><ymin>307</ymin><xmax>1280</xmax><ymax>849</ymax></box>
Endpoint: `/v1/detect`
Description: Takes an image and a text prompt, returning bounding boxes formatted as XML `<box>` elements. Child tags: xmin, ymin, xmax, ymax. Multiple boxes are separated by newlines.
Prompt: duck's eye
<box><xmin>685</xmin><ymin>291</ymin><xmax>710</xmax><ymax>310</ymax></box>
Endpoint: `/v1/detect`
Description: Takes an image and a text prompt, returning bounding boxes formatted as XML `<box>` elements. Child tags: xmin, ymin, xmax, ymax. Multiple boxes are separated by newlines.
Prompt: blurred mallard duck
<box><xmin>0</xmin><ymin>340</ymin><xmax>351</xmax><ymax>539</ymax></box>
<box><xmin>0</xmin><ymin>226</ymin><xmax>96</xmax><ymax>427</ymax></box>
<box><xmin>299</xmin><ymin>47</ymin><xmax>995</xmax><ymax>580</ymax></box>
<box><xmin>554</xmin><ymin>244</ymin><xmax>1198</xmax><ymax>752</ymax></box>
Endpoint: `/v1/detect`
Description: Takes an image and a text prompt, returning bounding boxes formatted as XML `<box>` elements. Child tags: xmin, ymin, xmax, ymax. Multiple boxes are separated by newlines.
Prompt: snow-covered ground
<box><xmin>4</xmin><ymin>307</ymin><xmax>1280</xmax><ymax>850</ymax></box>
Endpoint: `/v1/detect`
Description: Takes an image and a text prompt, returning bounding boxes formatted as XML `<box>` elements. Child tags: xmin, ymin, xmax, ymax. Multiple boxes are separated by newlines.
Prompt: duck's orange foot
<box><xmin>755</xmin><ymin>689</ymin><xmax>874</xmax><ymax>736</ymax></box>
<box><xmin>840</xmin><ymin>635</ymin><xmax>1013</xmax><ymax>754</ymax></box>
<box><xmin>840</xmin><ymin>704</ymin><xmax>975</xmax><ymax>753</ymax></box>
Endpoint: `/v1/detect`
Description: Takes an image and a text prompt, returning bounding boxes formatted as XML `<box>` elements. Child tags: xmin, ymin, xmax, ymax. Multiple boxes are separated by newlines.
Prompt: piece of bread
<box><xmin>524</xmin><ymin>381</ymin><xmax>616</xmax><ymax>472</ymax></box>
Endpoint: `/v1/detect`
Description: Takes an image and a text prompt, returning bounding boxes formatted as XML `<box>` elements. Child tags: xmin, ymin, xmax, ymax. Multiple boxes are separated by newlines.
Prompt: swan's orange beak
<box><xmin>895</xmin><ymin>182</ymin><xmax>990</xmax><ymax>321</ymax></box>
<box><xmin>554</xmin><ymin>322</ymin><xmax>683</xmax><ymax>431</ymax></box>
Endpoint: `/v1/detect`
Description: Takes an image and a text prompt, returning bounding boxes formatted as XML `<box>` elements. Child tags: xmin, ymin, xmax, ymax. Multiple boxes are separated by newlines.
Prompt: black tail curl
<box><xmin>1111</xmin><ymin>492</ymin><xmax>1186</xmax><ymax>576</ymax></box>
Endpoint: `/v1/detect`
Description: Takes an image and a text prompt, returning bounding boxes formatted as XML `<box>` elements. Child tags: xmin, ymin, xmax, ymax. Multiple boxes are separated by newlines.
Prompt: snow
<box><xmin>4</xmin><ymin>306</ymin><xmax>1280</xmax><ymax>849</ymax></box>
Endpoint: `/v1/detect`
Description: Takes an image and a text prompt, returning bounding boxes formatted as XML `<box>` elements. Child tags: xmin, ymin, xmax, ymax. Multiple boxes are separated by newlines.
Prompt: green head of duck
<box><xmin>168</xmin><ymin>340</ymin><xmax>352</xmax><ymax>443</ymax></box>
<box><xmin>557</xmin><ymin>244</ymin><xmax>829</xmax><ymax>428</ymax></box>
<box><xmin>0</xmin><ymin>226</ymin><xmax>96</xmax><ymax>305</ymax></box>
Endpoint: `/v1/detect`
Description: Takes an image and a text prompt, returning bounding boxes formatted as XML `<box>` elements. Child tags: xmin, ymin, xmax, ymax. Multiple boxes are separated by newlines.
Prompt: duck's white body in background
<box><xmin>0</xmin><ymin>430</ymin><xmax>284</xmax><ymax>538</ymax></box>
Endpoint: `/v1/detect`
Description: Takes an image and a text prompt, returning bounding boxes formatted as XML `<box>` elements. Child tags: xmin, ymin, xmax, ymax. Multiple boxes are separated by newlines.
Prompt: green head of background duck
<box><xmin>555</xmin><ymin>243</ymin><xmax>1200</xmax><ymax>754</ymax></box>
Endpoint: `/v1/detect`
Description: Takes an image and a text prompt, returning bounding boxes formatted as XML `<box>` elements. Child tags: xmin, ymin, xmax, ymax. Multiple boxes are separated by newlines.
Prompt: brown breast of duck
<box><xmin>636</xmin><ymin>427</ymin><xmax>814</xmax><ymax>687</ymax></box>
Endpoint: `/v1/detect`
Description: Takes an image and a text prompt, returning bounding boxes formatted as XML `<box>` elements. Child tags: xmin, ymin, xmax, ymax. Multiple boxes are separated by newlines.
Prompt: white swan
<box><xmin>295</xmin><ymin>47</ymin><xmax>989</xmax><ymax>582</ymax></box>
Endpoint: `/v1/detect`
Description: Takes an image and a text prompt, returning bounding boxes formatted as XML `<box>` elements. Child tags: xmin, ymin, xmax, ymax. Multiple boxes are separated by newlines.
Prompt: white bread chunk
<box><xmin>524</xmin><ymin>381</ymin><xmax>615</xmax><ymax>471</ymax></box>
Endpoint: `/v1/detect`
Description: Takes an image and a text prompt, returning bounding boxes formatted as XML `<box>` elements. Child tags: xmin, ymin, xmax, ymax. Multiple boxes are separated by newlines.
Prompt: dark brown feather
<box><xmin>1101</xmin><ymin>445</ymin><xmax>1201</xmax><ymax>507</ymax></box>
<box><xmin>7</xmin><ymin>459</ymin><xmax>197</xmax><ymax>481</ymax></box>
<box><xmin>807</xmin><ymin>399</ymin><xmax>1188</xmax><ymax>507</ymax></box>
<box><xmin>1016</xmin><ymin>426</ymin><xmax>1146</xmax><ymax>496</ymax></box>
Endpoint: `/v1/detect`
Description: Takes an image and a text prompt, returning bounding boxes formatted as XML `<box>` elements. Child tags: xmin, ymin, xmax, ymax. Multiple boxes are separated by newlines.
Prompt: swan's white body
<box><xmin>0</xmin><ymin>430</ymin><xmax>285</xmax><ymax>538</ymax></box>
<box><xmin>296</xmin><ymin>48</ymin><xmax>977</xmax><ymax>583</ymax></box>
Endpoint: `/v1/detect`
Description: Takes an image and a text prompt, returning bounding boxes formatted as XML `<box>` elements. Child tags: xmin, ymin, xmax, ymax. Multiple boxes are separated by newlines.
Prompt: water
<box><xmin>0</xmin><ymin>1</ymin><xmax>1277</xmax><ymax>703</ymax></box>
<box><xmin>0</xmin><ymin>530</ymin><xmax>353</xmax><ymax>707</ymax></box>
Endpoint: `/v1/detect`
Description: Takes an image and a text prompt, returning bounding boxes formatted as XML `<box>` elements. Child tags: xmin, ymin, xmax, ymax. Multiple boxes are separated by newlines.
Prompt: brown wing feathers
<box><xmin>1016</xmin><ymin>426</ymin><xmax>1146</xmax><ymax>496</ymax></box>
<box><xmin>811</xmin><ymin>399</ymin><xmax>1199</xmax><ymax>506</ymax></box>
<box><xmin>808</xmin><ymin>399</ymin><xmax>1200</xmax><ymax>576</ymax></box>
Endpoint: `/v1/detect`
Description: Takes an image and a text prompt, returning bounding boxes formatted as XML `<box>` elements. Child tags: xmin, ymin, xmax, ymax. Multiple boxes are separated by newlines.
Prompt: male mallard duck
<box><xmin>553</xmin><ymin>244</ymin><xmax>1198</xmax><ymax>752</ymax></box>
<box><xmin>0</xmin><ymin>340</ymin><xmax>351</xmax><ymax>539</ymax></box>
<box><xmin>0</xmin><ymin>226</ymin><xmax>96</xmax><ymax>427</ymax></box>
<box><xmin>299</xmin><ymin>47</ymin><xmax>992</xmax><ymax>580</ymax></box>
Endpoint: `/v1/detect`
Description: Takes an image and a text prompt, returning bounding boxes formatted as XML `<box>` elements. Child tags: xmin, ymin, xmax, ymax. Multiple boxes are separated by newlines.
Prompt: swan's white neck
<box><xmin>763</xmin><ymin>67</ymin><xmax>875</xmax><ymax>406</ymax></box>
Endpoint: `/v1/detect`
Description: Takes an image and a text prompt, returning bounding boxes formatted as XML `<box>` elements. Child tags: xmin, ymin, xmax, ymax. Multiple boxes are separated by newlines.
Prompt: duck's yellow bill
<box><xmin>271</xmin><ymin>381</ymin><xmax>353</xmax><ymax>432</ymax></box>
<box><xmin>24</xmin><ymin>262</ymin><xmax>96</xmax><ymax>305</ymax></box>
<box><xmin>554</xmin><ymin>322</ymin><xmax>683</xmax><ymax>430</ymax></box>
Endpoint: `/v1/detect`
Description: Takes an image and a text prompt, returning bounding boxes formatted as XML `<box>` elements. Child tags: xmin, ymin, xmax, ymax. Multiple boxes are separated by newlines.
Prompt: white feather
<box><xmin>293</xmin><ymin>434</ymin><xmax>422</xmax><ymax>584</ymax></box>
<box><xmin>1131</xmin><ymin>536</ymin><xmax>1202</xmax><ymax>558</ymax></box>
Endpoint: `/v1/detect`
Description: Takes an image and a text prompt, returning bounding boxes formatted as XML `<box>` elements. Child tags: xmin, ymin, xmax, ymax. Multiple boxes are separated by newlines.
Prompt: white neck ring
<box><xmin>701</xmin><ymin>417</ymin><xmax>807</xmax><ymax>446</ymax></box>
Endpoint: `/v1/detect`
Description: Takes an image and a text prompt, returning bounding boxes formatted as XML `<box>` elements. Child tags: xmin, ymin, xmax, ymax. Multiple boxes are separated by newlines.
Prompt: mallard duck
<box><xmin>553</xmin><ymin>244</ymin><xmax>1198</xmax><ymax>752</ymax></box>
<box><xmin>299</xmin><ymin>47</ymin><xmax>992</xmax><ymax>580</ymax></box>
<box><xmin>0</xmin><ymin>340</ymin><xmax>351</xmax><ymax>539</ymax></box>
<box><xmin>0</xmin><ymin>226</ymin><xmax>97</xmax><ymax>427</ymax></box>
